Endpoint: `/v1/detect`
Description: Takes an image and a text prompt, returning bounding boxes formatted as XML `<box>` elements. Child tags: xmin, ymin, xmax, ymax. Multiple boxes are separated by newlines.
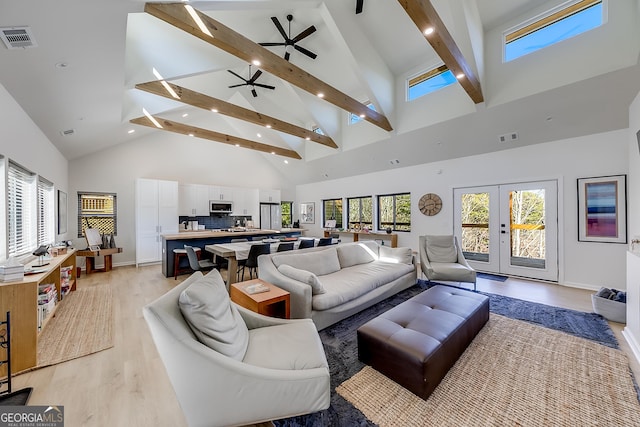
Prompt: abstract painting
<box><xmin>578</xmin><ymin>175</ymin><xmax>626</xmax><ymax>243</ymax></box>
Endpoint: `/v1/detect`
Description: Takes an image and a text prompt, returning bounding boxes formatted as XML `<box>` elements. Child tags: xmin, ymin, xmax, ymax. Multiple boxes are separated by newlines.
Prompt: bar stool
<box><xmin>173</xmin><ymin>247</ymin><xmax>201</xmax><ymax>279</ymax></box>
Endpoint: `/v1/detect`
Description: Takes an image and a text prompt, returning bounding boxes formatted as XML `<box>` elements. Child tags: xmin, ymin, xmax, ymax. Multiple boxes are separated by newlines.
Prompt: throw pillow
<box><xmin>272</xmin><ymin>247</ymin><xmax>341</xmax><ymax>276</ymax></box>
<box><xmin>379</xmin><ymin>245</ymin><xmax>413</xmax><ymax>264</ymax></box>
<box><xmin>425</xmin><ymin>235</ymin><xmax>458</xmax><ymax>263</ymax></box>
<box><xmin>336</xmin><ymin>243</ymin><xmax>376</xmax><ymax>268</ymax></box>
<box><xmin>278</xmin><ymin>264</ymin><xmax>326</xmax><ymax>294</ymax></box>
<box><xmin>179</xmin><ymin>269</ymin><xmax>249</xmax><ymax>360</ymax></box>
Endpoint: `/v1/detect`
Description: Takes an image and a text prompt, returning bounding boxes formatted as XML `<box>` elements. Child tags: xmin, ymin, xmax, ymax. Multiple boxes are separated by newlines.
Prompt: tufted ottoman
<box><xmin>357</xmin><ymin>285</ymin><xmax>489</xmax><ymax>399</ymax></box>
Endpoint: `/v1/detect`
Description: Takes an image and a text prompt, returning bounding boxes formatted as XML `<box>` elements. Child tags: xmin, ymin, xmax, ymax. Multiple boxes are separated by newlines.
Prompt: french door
<box><xmin>453</xmin><ymin>180</ymin><xmax>558</xmax><ymax>281</ymax></box>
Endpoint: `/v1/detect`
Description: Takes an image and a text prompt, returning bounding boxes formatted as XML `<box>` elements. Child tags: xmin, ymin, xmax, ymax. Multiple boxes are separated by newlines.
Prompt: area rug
<box><xmin>31</xmin><ymin>284</ymin><xmax>113</xmax><ymax>370</ymax></box>
<box><xmin>477</xmin><ymin>271</ymin><xmax>508</xmax><ymax>282</ymax></box>
<box><xmin>337</xmin><ymin>314</ymin><xmax>640</xmax><ymax>426</ymax></box>
<box><xmin>0</xmin><ymin>388</ymin><xmax>32</xmax><ymax>406</ymax></box>
<box><xmin>273</xmin><ymin>281</ymin><xmax>631</xmax><ymax>427</ymax></box>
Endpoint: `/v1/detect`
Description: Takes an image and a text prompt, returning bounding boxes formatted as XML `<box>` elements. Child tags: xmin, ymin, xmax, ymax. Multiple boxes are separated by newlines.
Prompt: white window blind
<box><xmin>37</xmin><ymin>177</ymin><xmax>55</xmax><ymax>246</ymax></box>
<box><xmin>8</xmin><ymin>161</ymin><xmax>37</xmax><ymax>256</ymax></box>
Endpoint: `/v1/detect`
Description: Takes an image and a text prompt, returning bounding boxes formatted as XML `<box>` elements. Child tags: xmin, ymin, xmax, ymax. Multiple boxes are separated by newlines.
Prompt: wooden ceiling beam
<box><xmin>397</xmin><ymin>0</ymin><xmax>484</xmax><ymax>104</ymax></box>
<box><xmin>144</xmin><ymin>2</ymin><xmax>393</xmax><ymax>132</ymax></box>
<box><xmin>130</xmin><ymin>115</ymin><xmax>302</xmax><ymax>159</ymax></box>
<box><xmin>135</xmin><ymin>80</ymin><xmax>338</xmax><ymax>149</ymax></box>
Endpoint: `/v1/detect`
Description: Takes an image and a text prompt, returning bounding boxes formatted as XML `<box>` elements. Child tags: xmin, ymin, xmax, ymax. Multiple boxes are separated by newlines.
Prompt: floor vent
<box><xmin>0</xmin><ymin>26</ymin><xmax>37</xmax><ymax>49</ymax></box>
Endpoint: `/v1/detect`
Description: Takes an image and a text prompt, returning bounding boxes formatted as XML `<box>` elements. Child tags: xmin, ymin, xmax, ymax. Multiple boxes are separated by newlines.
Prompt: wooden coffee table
<box><xmin>230</xmin><ymin>279</ymin><xmax>290</xmax><ymax>319</ymax></box>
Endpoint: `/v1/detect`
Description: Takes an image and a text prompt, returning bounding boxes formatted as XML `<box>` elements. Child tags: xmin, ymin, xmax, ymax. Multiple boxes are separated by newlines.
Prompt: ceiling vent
<box><xmin>498</xmin><ymin>132</ymin><xmax>519</xmax><ymax>143</ymax></box>
<box><xmin>0</xmin><ymin>26</ymin><xmax>37</xmax><ymax>49</ymax></box>
<box><xmin>60</xmin><ymin>129</ymin><xmax>75</xmax><ymax>137</ymax></box>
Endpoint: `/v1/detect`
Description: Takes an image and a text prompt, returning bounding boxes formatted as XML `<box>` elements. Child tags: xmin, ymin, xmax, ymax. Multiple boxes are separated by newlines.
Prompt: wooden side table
<box><xmin>76</xmin><ymin>247</ymin><xmax>123</xmax><ymax>275</ymax></box>
<box><xmin>230</xmin><ymin>279</ymin><xmax>290</xmax><ymax>319</ymax></box>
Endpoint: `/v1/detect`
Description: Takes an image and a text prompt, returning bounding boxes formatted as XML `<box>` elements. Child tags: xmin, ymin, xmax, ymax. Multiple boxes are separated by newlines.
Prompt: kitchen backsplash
<box><xmin>178</xmin><ymin>215</ymin><xmax>252</xmax><ymax>229</ymax></box>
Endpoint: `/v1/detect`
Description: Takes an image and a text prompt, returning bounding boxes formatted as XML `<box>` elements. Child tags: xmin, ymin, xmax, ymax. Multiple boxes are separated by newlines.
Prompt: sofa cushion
<box><xmin>379</xmin><ymin>245</ymin><xmax>413</xmax><ymax>264</ymax></box>
<box><xmin>178</xmin><ymin>269</ymin><xmax>249</xmax><ymax>360</ymax></box>
<box><xmin>312</xmin><ymin>262</ymin><xmax>415</xmax><ymax>311</ymax></box>
<box><xmin>425</xmin><ymin>235</ymin><xmax>457</xmax><ymax>263</ymax></box>
<box><xmin>272</xmin><ymin>247</ymin><xmax>341</xmax><ymax>276</ymax></box>
<box><xmin>243</xmin><ymin>322</ymin><xmax>328</xmax><ymax>370</ymax></box>
<box><xmin>336</xmin><ymin>243</ymin><xmax>376</xmax><ymax>268</ymax></box>
<box><xmin>277</xmin><ymin>264</ymin><xmax>326</xmax><ymax>295</ymax></box>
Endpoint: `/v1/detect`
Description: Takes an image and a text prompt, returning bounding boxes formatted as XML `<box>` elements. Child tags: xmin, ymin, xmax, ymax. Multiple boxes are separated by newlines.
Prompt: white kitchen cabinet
<box><xmin>136</xmin><ymin>178</ymin><xmax>179</xmax><ymax>266</ymax></box>
<box><xmin>259</xmin><ymin>188</ymin><xmax>281</xmax><ymax>204</ymax></box>
<box><xmin>209</xmin><ymin>185</ymin><xmax>235</xmax><ymax>202</ymax></box>
<box><xmin>179</xmin><ymin>183</ymin><xmax>209</xmax><ymax>216</ymax></box>
<box><xmin>233</xmin><ymin>188</ymin><xmax>259</xmax><ymax>218</ymax></box>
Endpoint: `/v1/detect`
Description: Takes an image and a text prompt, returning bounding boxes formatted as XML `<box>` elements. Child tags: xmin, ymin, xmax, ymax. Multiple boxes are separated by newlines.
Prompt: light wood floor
<box><xmin>11</xmin><ymin>266</ymin><xmax>639</xmax><ymax>426</ymax></box>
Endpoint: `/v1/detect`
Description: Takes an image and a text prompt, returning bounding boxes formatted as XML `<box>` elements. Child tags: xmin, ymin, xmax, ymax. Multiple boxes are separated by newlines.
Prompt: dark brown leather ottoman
<box><xmin>357</xmin><ymin>285</ymin><xmax>489</xmax><ymax>400</ymax></box>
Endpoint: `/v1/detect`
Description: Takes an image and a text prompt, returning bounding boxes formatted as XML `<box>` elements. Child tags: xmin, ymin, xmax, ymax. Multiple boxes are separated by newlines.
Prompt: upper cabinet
<box><xmin>179</xmin><ymin>184</ymin><xmax>209</xmax><ymax>216</ymax></box>
<box><xmin>259</xmin><ymin>189</ymin><xmax>281</xmax><ymax>204</ymax></box>
<box><xmin>233</xmin><ymin>188</ymin><xmax>259</xmax><ymax>218</ymax></box>
<box><xmin>209</xmin><ymin>186</ymin><xmax>234</xmax><ymax>201</ymax></box>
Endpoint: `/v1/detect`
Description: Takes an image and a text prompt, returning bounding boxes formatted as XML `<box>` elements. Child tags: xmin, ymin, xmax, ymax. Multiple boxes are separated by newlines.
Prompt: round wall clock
<box><xmin>419</xmin><ymin>193</ymin><xmax>442</xmax><ymax>216</ymax></box>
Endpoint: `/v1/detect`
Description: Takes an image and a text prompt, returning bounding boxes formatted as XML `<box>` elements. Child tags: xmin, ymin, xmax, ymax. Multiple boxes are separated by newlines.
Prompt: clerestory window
<box><xmin>504</xmin><ymin>0</ymin><xmax>603</xmax><ymax>62</ymax></box>
<box><xmin>407</xmin><ymin>65</ymin><xmax>456</xmax><ymax>101</ymax></box>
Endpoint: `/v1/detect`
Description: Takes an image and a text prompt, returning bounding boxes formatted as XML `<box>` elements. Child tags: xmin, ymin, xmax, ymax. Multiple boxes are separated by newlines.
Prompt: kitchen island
<box><xmin>161</xmin><ymin>228</ymin><xmax>305</xmax><ymax>278</ymax></box>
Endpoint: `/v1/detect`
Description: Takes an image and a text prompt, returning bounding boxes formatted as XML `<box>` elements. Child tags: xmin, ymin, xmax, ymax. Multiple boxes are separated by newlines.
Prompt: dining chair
<box><xmin>317</xmin><ymin>237</ymin><xmax>333</xmax><ymax>247</ymax></box>
<box><xmin>237</xmin><ymin>243</ymin><xmax>271</xmax><ymax>281</ymax></box>
<box><xmin>185</xmin><ymin>245</ymin><xmax>218</xmax><ymax>273</ymax></box>
<box><xmin>298</xmin><ymin>239</ymin><xmax>315</xmax><ymax>249</ymax></box>
<box><xmin>277</xmin><ymin>242</ymin><xmax>294</xmax><ymax>252</ymax></box>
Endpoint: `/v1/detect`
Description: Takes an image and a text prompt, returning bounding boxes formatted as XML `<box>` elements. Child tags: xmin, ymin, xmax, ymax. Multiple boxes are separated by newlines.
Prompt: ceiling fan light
<box><xmin>424</xmin><ymin>27</ymin><xmax>434</xmax><ymax>35</ymax></box>
<box><xmin>185</xmin><ymin>5</ymin><xmax>213</xmax><ymax>37</ymax></box>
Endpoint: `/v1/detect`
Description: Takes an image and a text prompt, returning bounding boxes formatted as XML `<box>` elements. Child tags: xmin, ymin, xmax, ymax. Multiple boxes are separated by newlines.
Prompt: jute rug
<box><xmin>34</xmin><ymin>284</ymin><xmax>113</xmax><ymax>369</ymax></box>
<box><xmin>336</xmin><ymin>314</ymin><xmax>640</xmax><ymax>427</ymax></box>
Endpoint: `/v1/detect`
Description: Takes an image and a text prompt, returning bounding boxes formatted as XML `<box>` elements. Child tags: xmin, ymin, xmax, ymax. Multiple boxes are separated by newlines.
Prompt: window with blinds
<box><xmin>8</xmin><ymin>161</ymin><xmax>37</xmax><ymax>256</ymax></box>
<box><xmin>37</xmin><ymin>177</ymin><xmax>55</xmax><ymax>246</ymax></box>
<box><xmin>77</xmin><ymin>192</ymin><xmax>117</xmax><ymax>238</ymax></box>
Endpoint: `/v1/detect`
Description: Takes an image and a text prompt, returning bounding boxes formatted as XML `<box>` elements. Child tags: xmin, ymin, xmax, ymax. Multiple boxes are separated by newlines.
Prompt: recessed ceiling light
<box><xmin>317</xmin><ymin>92</ymin><xmax>324</xmax><ymax>98</ymax></box>
<box><xmin>257</xmin><ymin>133</ymin><xmax>262</xmax><ymax>138</ymax></box>
<box><xmin>235</xmin><ymin>144</ymin><xmax>240</xmax><ymax>147</ymax></box>
<box><xmin>265</xmin><ymin>124</ymin><xmax>272</xmax><ymax>128</ymax></box>
<box><xmin>271</xmin><ymin>151</ymin><xmax>275</xmax><ymax>155</ymax></box>
<box><xmin>211</xmin><ymin>108</ymin><xmax>218</xmax><ymax>113</ymax></box>
<box><xmin>55</xmin><ymin>62</ymin><xmax>69</xmax><ymax>69</ymax></box>
<box><xmin>305</xmin><ymin>137</ymin><xmax>310</xmax><ymax>141</ymax></box>
<box><xmin>182</xmin><ymin>113</ymin><xmax>188</xmax><ymax>118</ymax></box>
<box><xmin>359</xmin><ymin>113</ymin><xmax>366</xmax><ymax>118</ymax></box>
<box><xmin>456</xmin><ymin>73</ymin><xmax>465</xmax><ymax>79</ymax></box>
<box><xmin>284</xmin><ymin>160</ymin><xmax>289</xmax><ymax>164</ymax></box>
<box><xmin>188</xmin><ymin>133</ymin><xmax>194</xmax><ymax>137</ymax></box>
<box><xmin>424</xmin><ymin>27</ymin><xmax>434</xmax><ymax>35</ymax></box>
<box><xmin>127</xmin><ymin>129</ymin><xmax>135</xmax><ymax>134</ymax></box>
<box><xmin>252</xmin><ymin>59</ymin><xmax>261</xmax><ymax>66</ymax></box>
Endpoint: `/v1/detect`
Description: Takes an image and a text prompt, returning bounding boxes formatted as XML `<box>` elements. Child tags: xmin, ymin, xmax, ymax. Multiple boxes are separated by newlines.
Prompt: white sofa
<box><xmin>258</xmin><ymin>241</ymin><xmax>417</xmax><ymax>330</ymax></box>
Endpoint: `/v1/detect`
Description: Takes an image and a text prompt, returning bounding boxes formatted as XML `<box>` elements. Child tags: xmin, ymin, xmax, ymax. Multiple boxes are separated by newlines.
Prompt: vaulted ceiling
<box><xmin>1</xmin><ymin>1</ymin><xmax>639</xmax><ymax>184</ymax></box>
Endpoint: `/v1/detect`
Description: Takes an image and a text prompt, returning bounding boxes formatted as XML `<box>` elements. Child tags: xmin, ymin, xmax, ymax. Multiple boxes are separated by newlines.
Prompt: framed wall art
<box><xmin>300</xmin><ymin>202</ymin><xmax>315</xmax><ymax>224</ymax></box>
<box><xmin>57</xmin><ymin>190</ymin><xmax>67</xmax><ymax>234</ymax></box>
<box><xmin>577</xmin><ymin>175</ymin><xmax>626</xmax><ymax>243</ymax></box>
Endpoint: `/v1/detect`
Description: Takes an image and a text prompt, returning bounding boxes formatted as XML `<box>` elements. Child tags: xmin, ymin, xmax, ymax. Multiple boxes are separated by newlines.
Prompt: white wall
<box><xmin>0</xmin><ymin>83</ymin><xmax>69</xmax><ymax>250</ymax></box>
<box><xmin>68</xmin><ymin>130</ymin><xmax>295</xmax><ymax>266</ymax></box>
<box><xmin>296</xmin><ymin>129</ymin><xmax>629</xmax><ymax>289</ymax></box>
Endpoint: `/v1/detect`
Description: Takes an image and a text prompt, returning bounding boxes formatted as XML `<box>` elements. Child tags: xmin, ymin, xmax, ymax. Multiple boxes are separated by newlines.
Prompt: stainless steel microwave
<box><xmin>210</xmin><ymin>200</ymin><xmax>233</xmax><ymax>214</ymax></box>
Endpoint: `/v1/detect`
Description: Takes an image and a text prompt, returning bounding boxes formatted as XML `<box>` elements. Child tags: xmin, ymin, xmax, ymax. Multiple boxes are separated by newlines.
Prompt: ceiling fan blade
<box><xmin>249</xmin><ymin>69</ymin><xmax>263</xmax><ymax>83</ymax></box>
<box><xmin>227</xmin><ymin>69</ymin><xmax>247</xmax><ymax>82</ymax></box>
<box><xmin>259</xmin><ymin>42</ymin><xmax>287</xmax><ymax>47</ymax></box>
<box><xmin>228</xmin><ymin>83</ymin><xmax>247</xmax><ymax>88</ymax></box>
<box><xmin>251</xmin><ymin>88</ymin><xmax>258</xmax><ymax>98</ymax></box>
<box><xmin>294</xmin><ymin>44</ymin><xmax>317</xmax><ymax>60</ymax></box>
<box><xmin>270</xmin><ymin>16</ymin><xmax>289</xmax><ymax>41</ymax></box>
<box><xmin>253</xmin><ymin>83</ymin><xmax>275</xmax><ymax>90</ymax></box>
<box><xmin>292</xmin><ymin>25</ymin><xmax>316</xmax><ymax>43</ymax></box>
<box><xmin>356</xmin><ymin>0</ymin><xmax>364</xmax><ymax>14</ymax></box>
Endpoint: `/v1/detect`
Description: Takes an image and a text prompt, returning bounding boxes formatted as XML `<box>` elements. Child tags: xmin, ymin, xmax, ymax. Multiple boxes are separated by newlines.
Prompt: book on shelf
<box><xmin>0</xmin><ymin>264</ymin><xmax>25</xmax><ymax>282</ymax></box>
<box><xmin>243</xmin><ymin>282</ymin><xmax>270</xmax><ymax>295</ymax></box>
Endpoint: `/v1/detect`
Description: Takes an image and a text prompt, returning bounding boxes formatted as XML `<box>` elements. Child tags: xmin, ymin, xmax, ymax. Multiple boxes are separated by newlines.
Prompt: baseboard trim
<box><xmin>622</xmin><ymin>327</ymin><xmax>640</xmax><ymax>366</ymax></box>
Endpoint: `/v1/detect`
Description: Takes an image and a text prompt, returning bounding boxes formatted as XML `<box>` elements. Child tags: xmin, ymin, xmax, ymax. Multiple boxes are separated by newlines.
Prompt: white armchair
<box><xmin>419</xmin><ymin>235</ymin><xmax>477</xmax><ymax>291</ymax></box>
<box><xmin>143</xmin><ymin>271</ymin><xmax>330</xmax><ymax>427</ymax></box>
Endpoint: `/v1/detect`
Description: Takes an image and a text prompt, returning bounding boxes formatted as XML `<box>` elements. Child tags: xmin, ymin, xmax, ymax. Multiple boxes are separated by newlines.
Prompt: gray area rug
<box><xmin>273</xmin><ymin>281</ymin><xmax>620</xmax><ymax>427</ymax></box>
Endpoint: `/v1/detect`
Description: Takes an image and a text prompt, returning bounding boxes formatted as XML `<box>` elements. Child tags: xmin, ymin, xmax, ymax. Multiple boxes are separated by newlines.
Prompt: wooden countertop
<box><xmin>162</xmin><ymin>228</ymin><xmax>306</xmax><ymax>240</ymax></box>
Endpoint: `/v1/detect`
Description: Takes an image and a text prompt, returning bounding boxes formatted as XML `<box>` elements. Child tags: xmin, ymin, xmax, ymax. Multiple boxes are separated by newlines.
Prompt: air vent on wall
<box><xmin>0</xmin><ymin>26</ymin><xmax>37</xmax><ymax>49</ymax></box>
<box><xmin>60</xmin><ymin>129</ymin><xmax>75</xmax><ymax>137</ymax></box>
<box><xmin>498</xmin><ymin>132</ymin><xmax>519</xmax><ymax>143</ymax></box>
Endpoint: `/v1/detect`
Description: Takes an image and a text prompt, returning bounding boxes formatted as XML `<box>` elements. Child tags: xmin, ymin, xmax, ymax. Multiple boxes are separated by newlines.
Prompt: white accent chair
<box><xmin>419</xmin><ymin>235</ymin><xmax>477</xmax><ymax>291</ymax></box>
<box><xmin>143</xmin><ymin>271</ymin><xmax>330</xmax><ymax>427</ymax></box>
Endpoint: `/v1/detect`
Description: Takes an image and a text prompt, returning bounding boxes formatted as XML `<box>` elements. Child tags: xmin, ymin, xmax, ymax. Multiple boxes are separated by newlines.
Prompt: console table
<box><xmin>76</xmin><ymin>247</ymin><xmax>123</xmax><ymax>275</ymax></box>
<box><xmin>324</xmin><ymin>230</ymin><xmax>398</xmax><ymax>247</ymax></box>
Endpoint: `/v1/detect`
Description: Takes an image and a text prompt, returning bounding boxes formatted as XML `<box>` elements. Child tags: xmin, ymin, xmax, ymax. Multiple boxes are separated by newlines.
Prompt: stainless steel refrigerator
<box><xmin>260</xmin><ymin>203</ymin><xmax>282</xmax><ymax>230</ymax></box>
